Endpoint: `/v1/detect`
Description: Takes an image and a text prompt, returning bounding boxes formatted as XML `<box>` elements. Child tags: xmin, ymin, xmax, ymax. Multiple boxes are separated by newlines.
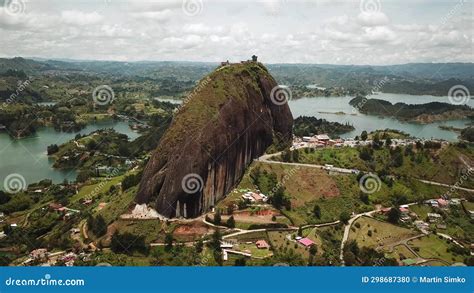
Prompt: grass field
<box><xmin>408</xmin><ymin>234</ymin><xmax>464</xmax><ymax>264</ymax></box>
<box><xmin>386</xmin><ymin>244</ymin><xmax>417</xmax><ymax>262</ymax></box>
<box><xmin>96</xmin><ymin>187</ymin><xmax>136</xmax><ymax>223</ymax></box>
<box><xmin>463</xmin><ymin>201</ymin><xmax>474</xmax><ymax>211</ymax></box>
<box><xmin>278</xmin><ymin>144</ymin><xmax>474</xmax><ymax>189</ymax></box>
<box><xmin>71</xmin><ymin>175</ymin><xmax>125</xmax><ymax>203</ymax></box>
<box><xmin>234</xmin><ymin>243</ymin><xmax>273</xmax><ymax>258</ymax></box>
<box><xmin>107</xmin><ymin>219</ymin><xmax>163</xmax><ymax>243</ymax></box>
<box><xmin>349</xmin><ymin>216</ymin><xmax>419</xmax><ymax>248</ymax></box>
<box><xmin>409</xmin><ymin>204</ymin><xmax>433</xmax><ymax>221</ymax></box>
<box><xmin>267</xmin><ymin>230</ymin><xmax>311</xmax><ymax>257</ymax></box>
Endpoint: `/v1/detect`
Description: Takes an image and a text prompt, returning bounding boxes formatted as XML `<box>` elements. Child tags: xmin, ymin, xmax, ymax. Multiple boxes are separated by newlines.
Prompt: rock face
<box><xmin>136</xmin><ymin>62</ymin><xmax>293</xmax><ymax>218</ymax></box>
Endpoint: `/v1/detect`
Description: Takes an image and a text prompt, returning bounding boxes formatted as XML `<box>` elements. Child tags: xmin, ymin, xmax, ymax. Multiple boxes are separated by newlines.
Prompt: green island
<box><xmin>349</xmin><ymin>96</ymin><xmax>474</xmax><ymax>123</ymax></box>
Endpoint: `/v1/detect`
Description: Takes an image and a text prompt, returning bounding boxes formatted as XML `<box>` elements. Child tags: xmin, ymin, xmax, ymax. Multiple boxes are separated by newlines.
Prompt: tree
<box><xmin>292</xmin><ymin>149</ymin><xmax>300</xmax><ymax>163</ymax></box>
<box><xmin>234</xmin><ymin>257</ymin><xmax>246</xmax><ymax>266</ymax></box>
<box><xmin>372</xmin><ymin>133</ymin><xmax>381</xmax><ymax>149</ymax></box>
<box><xmin>297</xmin><ymin>226</ymin><xmax>303</xmax><ymax>237</ymax></box>
<box><xmin>226</xmin><ymin>216</ymin><xmax>235</xmax><ymax>228</ymax></box>
<box><xmin>385</xmin><ymin>137</ymin><xmax>392</xmax><ymax>147</ymax></box>
<box><xmin>165</xmin><ymin>232</ymin><xmax>174</xmax><ymax>251</ymax></box>
<box><xmin>387</xmin><ymin>207</ymin><xmax>401</xmax><ymax>224</ymax></box>
<box><xmin>87</xmin><ymin>215</ymin><xmax>107</xmax><ymax>237</ymax></box>
<box><xmin>214</xmin><ymin>210</ymin><xmax>221</xmax><ymax>225</ymax></box>
<box><xmin>195</xmin><ymin>239</ymin><xmax>204</xmax><ymax>254</ymax></box>
<box><xmin>111</xmin><ymin>232</ymin><xmax>147</xmax><ymax>255</ymax></box>
<box><xmin>313</xmin><ymin>204</ymin><xmax>321</xmax><ymax>219</ymax></box>
<box><xmin>209</xmin><ymin>229</ymin><xmax>223</xmax><ymax>266</ymax></box>
<box><xmin>359</xmin><ymin>192</ymin><xmax>370</xmax><ymax>205</ymax></box>
<box><xmin>47</xmin><ymin>144</ymin><xmax>59</xmax><ymax>155</ymax></box>
<box><xmin>360</xmin><ymin>131</ymin><xmax>368</xmax><ymax>141</ymax></box>
<box><xmin>309</xmin><ymin>245</ymin><xmax>318</xmax><ymax>255</ymax></box>
<box><xmin>282</xmin><ymin>150</ymin><xmax>291</xmax><ymax>162</ymax></box>
<box><xmin>271</xmin><ymin>186</ymin><xmax>290</xmax><ymax>210</ymax></box>
<box><xmin>0</xmin><ymin>191</ymin><xmax>11</xmax><ymax>205</ymax></box>
<box><xmin>359</xmin><ymin>147</ymin><xmax>372</xmax><ymax>161</ymax></box>
<box><xmin>339</xmin><ymin>211</ymin><xmax>350</xmax><ymax>225</ymax></box>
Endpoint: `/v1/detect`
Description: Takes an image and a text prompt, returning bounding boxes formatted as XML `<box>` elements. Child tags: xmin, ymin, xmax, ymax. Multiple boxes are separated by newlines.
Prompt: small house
<box><xmin>316</xmin><ymin>134</ymin><xmax>330</xmax><ymax>143</ymax></box>
<box><xmin>49</xmin><ymin>203</ymin><xmax>62</xmax><ymax>211</ymax></box>
<box><xmin>256</xmin><ymin>240</ymin><xmax>270</xmax><ymax>249</ymax></box>
<box><xmin>298</xmin><ymin>237</ymin><xmax>314</xmax><ymax>247</ymax></box>
<box><xmin>437</xmin><ymin>198</ymin><xmax>448</xmax><ymax>208</ymax></box>
<box><xmin>30</xmin><ymin>248</ymin><xmax>48</xmax><ymax>261</ymax></box>
<box><xmin>427</xmin><ymin>213</ymin><xmax>442</xmax><ymax>223</ymax></box>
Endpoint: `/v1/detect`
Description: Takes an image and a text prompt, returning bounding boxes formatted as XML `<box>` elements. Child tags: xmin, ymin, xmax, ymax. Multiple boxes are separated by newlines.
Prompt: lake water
<box><xmin>289</xmin><ymin>93</ymin><xmax>472</xmax><ymax>141</ymax></box>
<box><xmin>0</xmin><ymin>121</ymin><xmax>140</xmax><ymax>189</ymax></box>
<box><xmin>1</xmin><ymin>93</ymin><xmax>472</xmax><ymax>188</ymax></box>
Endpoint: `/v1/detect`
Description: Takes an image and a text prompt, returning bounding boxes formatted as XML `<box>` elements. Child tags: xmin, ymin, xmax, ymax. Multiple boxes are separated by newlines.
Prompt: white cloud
<box><xmin>60</xmin><ymin>10</ymin><xmax>103</xmax><ymax>26</ymax></box>
<box><xmin>0</xmin><ymin>0</ymin><xmax>471</xmax><ymax>64</ymax></box>
<box><xmin>131</xmin><ymin>10</ymin><xmax>173</xmax><ymax>22</ymax></box>
<box><xmin>357</xmin><ymin>11</ymin><xmax>389</xmax><ymax>27</ymax></box>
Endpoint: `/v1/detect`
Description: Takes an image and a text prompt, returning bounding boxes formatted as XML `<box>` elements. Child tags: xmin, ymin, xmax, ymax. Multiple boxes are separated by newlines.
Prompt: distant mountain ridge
<box><xmin>0</xmin><ymin>57</ymin><xmax>473</xmax><ymax>96</ymax></box>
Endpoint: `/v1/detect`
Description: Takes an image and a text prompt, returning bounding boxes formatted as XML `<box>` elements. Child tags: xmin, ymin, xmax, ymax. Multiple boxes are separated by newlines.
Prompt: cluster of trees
<box><xmin>460</xmin><ymin>127</ymin><xmax>474</xmax><ymax>142</ymax></box>
<box><xmin>250</xmin><ymin>168</ymin><xmax>291</xmax><ymax>210</ymax></box>
<box><xmin>293</xmin><ymin>116</ymin><xmax>354</xmax><ymax>137</ymax></box>
<box><xmin>47</xmin><ymin>144</ymin><xmax>59</xmax><ymax>155</ymax></box>
<box><xmin>87</xmin><ymin>214</ymin><xmax>107</xmax><ymax>237</ymax></box>
<box><xmin>343</xmin><ymin>240</ymin><xmax>398</xmax><ymax>266</ymax></box>
<box><xmin>110</xmin><ymin>232</ymin><xmax>147</xmax><ymax>255</ymax></box>
<box><xmin>121</xmin><ymin>172</ymin><xmax>142</xmax><ymax>191</ymax></box>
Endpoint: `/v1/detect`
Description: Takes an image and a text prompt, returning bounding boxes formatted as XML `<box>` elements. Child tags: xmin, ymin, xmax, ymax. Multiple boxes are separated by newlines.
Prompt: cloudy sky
<box><xmin>0</xmin><ymin>0</ymin><xmax>472</xmax><ymax>65</ymax></box>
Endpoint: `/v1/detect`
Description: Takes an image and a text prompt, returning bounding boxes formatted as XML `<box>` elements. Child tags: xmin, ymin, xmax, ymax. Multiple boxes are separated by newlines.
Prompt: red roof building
<box><xmin>256</xmin><ymin>240</ymin><xmax>270</xmax><ymax>249</ymax></box>
<box><xmin>437</xmin><ymin>198</ymin><xmax>448</xmax><ymax>207</ymax></box>
<box><xmin>298</xmin><ymin>237</ymin><xmax>315</xmax><ymax>247</ymax></box>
